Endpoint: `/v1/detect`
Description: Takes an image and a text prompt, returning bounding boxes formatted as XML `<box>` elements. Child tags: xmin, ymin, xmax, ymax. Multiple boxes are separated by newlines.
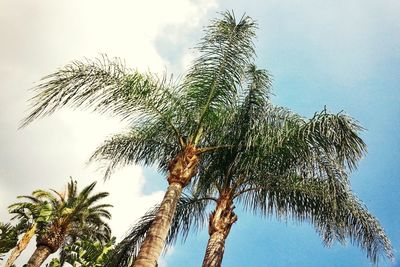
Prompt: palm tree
<box><xmin>13</xmin><ymin>179</ymin><xmax>112</xmax><ymax>267</ymax></box>
<box><xmin>108</xmin><ymin>66</ymin><xmax>393</xmax><ymax>266</ymax></box>
<box><xmin>21</xmin><ymin>11</ymin><xmax>258</xmax><ymax>266</ymax></box>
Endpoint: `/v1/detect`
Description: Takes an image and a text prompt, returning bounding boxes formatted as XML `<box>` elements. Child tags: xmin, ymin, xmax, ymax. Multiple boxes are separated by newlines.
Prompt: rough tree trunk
<box><xmin>26</xmin><ymin>245</ymin><xmax>52</xmax><ymax>267</ymax></box>
<box><xmin>5</xmin><ymin>223</ymin><xmax>37</xmax><ymax>267</ymax></box>
<box><xmin>26</xmin><ymin>223</ymin><xmax>65</xmax><ymax>267</ymax></box>
<box><xmin>133</xmin><ymin>146</ymin><xmax>198</xmax><ymax>267</ymax></box>
<box><xmin>202</xmin><ymin>192</ymin><xmax>237</xmax><ymax>267</ymax></box>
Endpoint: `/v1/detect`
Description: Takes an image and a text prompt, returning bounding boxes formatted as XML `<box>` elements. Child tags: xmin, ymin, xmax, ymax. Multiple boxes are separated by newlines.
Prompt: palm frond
<box><xmin>299</xmin><ymin>110</ymin><xmax>366</xmax><ymax>171</ymax></box>
<box><xmin>90</xmin><ymin>122</ymin><xmax>180</xmax><ymax>179</ymax></box>
<box><xmin>21</xmin><ymin>56</ymin><xmax>184</xmax><ymax>136</ymax></box>
<box><xmin>184</xmin><ymin>11</ymin><xmax>257</xmax><ymax>141</ymax></box>
<box><xmin>236</xmin><ymin>173</ymin><xmax>393</xmax><ymax>264</ymax></box>
<box><xmin>313</xmin><ymin>195</ymin><xmax>393</xmax><ymax>264</ymax></box>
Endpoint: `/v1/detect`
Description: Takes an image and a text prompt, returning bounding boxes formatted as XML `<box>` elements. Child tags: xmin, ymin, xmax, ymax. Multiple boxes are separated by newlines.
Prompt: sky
<box><xmin>0</xmin><ymin>0</ymin><xmax>399</xmax><ymax>266</ymax></box>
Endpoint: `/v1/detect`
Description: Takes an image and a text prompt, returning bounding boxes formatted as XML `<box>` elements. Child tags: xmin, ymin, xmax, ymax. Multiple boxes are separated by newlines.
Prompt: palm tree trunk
<box><xmin>133</xmin><ymin>182</ymin><xmax>183</xmax><ymax>267</ymax></box>
<box><xmin>202</xmin><ymin>231</ymin><xmax>227</xmax><ymax>267</ymax></box>
<box><xmin>5</xmin><ymin>223</ymin><xmax>37</xmax><ymax>267</ymax></box>
<box><xmin>202</xmin><ymin>193</ymin><xmax>237</xmax><ymax>267</ymax></box>
<box><xmin>133</xmin><ymin>146</ymin><xmax>198</xmax><ymax>267</ymax></box>
<box><xmin>26</xmin><ymin>245</ymin><xmax>52</xmax><ymax>267</ymax></box>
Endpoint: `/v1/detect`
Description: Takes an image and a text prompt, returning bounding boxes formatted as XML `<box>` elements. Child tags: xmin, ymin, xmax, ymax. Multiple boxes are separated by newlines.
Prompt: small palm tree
<box><xmin>108</xmin><ymin>66</ymin><xmax>393</xmax><ymax>266</ymax></box>
<box><xmin>22</xmin><ymin>11</ymin><xmax>258</xmax><ymax>266</ymax></box>
<box><xmin>11</xmin><ymin>179</ymin><xmax>112</xmax><ymax>267</ymax></box>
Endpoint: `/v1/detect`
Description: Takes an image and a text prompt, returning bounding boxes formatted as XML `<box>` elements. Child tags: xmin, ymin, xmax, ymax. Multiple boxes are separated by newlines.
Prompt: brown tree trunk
<box><xmin>203</xmin><ymin>231</ymin><xmax>227</xmax><ymax>267</ymax></box>
<box><xmin>26</xmin><ymin>245</ymin><xmax>52</xmax><ymax>267</ymax></box>
<box><xmin>133</xmin><ymin>182</ymin><xmax>183</xmax><ymax>267</ymax></box>
<box><xmin>202</xmin><ymin>192</ymin><xmax>237</xmax><ymax>267</ymax></box>
<box><xmin>26</xmin><ymin>223</ymin><xmax>65</xmax><ymax>267</ymax></box>
<box><xmin>5</xmin><ymin>223</ymin><xmax>37</xmax><ymax>267</ymax></box>
<box><xmin>133</xmin><ymin>146</ymin><xmax>198</xmax><ymax>267</ymax></box>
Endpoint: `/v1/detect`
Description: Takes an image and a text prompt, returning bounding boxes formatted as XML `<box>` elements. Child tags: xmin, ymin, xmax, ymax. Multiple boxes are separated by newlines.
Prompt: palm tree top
<box><xmin>9</xmin><ymin>179</ymin><xmax>112</xmax><ymax>244</ymax></box>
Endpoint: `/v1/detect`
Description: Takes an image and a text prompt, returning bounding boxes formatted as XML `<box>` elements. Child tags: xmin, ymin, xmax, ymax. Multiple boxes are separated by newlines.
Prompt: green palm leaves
<box><xmin>5</xmin><ymin>179</ymin><xmax>112</xmax><ymax>267</ymax></box>
<box><xmin>58</xmin><ymin>237</ymin><xmax>116</xmax><ymax>266</ymax></box>
<box><xmin>184</xmin><ymin>13</ymin><xmax>256</xmax><ymax>138</ymax></box>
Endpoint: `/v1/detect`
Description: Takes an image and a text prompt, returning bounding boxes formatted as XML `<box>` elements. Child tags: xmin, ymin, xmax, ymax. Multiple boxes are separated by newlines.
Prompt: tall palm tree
<box><xmin>107</xmin><ymin>66</ymin><xmax>393</xmax><ymax>266</ymax></box>
<box><xmin>13</xmin><ymin>179</ymin><xmax>112</xmax><ymax>267</ymax></box>
<box><xmin>21</xmin><ymin>11</ymin><xmax>258</xmax><ymax>266</ymax></box>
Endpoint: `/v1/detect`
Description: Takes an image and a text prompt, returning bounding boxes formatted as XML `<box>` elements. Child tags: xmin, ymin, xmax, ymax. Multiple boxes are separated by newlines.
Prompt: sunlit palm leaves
<box><xmin>8</xmin><ymin>179</ymin><xmax>112</xmax><ymax>266</ymax></box>
<box><xmin>58</xmin><ymin>237</ymin><xmax>116</xmax><ymax>266</ymax></box>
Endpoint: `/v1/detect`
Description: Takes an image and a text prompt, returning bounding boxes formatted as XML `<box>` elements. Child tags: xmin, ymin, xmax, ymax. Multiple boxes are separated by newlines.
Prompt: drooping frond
<box><xmin>330</xmin><ymin>196</ymin><xmax>393</xmax><ymax>263</ymax></box>
<box><xmin>236</xmin><ymin>173</ymin><xmax>393</xmax><ymax>264</ymax></box>
<box><xmin>255</xmin><ymin>109</ymin><xmax>365</xmax><ymax>174</ymax></box>
<box><xmin>223</xmin><ymin>107</ymin><xmax>366</xmax><ymax>189</ymax></box>
<box><xmin>298</xmin><ymin>110</ymin><xmax>366</xmax><ymax>171</ymax></box>
<box><xmin>20</xmin><ymin>56</ymin><xmax>185</xmax><ymax>137</ymax></box>
<box><xmin>90</xmin><ymin>121</ymin><xmax>181</xmax><ymax>179</ymax></box>
<box><xmin>8</xmin><ymin>194</ymin><xmax>54</xmax><ymax>227</ymax></box>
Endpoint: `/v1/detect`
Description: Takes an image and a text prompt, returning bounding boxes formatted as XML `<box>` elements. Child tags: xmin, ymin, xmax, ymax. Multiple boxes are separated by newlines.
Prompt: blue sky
<box><xmin>0</xmin><ymin>1</ymin><xmax>398</xmax><ymax>266</ymax></box>
<box><xmin>156</xmin><ymin>1</ymin><xmax>400</xmax><ymax>266</ymax></box>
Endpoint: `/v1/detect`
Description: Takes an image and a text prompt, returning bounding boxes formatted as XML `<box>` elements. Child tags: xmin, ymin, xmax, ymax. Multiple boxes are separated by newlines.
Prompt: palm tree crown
<box><xmin>8</xmin><ymin>179</ymin><xmax>112</xmax><ymax>267</ymax></box>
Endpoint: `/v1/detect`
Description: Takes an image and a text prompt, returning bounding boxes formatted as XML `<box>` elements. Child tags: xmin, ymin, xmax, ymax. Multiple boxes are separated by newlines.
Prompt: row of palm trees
<box><xmin>1</xmin><ymin>11</ymin><xmax>394</xmax><ymax>266</ymax></box>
